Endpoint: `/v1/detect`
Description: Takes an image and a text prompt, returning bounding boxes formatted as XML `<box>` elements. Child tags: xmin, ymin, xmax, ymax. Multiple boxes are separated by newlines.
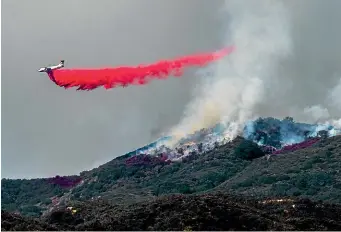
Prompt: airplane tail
<box><xmin>60</xmin><ymin>60</ymin><xmax>65</xmax><ymax>67</ymax></box>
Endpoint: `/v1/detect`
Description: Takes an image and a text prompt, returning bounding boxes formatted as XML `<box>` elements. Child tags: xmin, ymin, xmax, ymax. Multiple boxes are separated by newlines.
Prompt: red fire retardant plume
<box><xmin>49</xmin><ymin>46</ymin><xmax>234</xmax><ymax>90</ymax></box>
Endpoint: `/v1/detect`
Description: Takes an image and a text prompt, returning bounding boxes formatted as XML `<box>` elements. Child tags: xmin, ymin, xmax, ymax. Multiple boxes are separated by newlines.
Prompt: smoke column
<box><xmin>50</xmin><ymin>47</ymin><xmax>234</xmax><ymax>91</ymax></box>
<box><xmin>329</xmin><ymin>78</ymin><xmax>341</xmax><ymax>127</ymax></box>
<box><xmin>328</xmin><ymin>77</ymin><xmax>341</xmax><ymax>111</ymax></box>
<box><xmin>168</xmin><ymin>0</ymin><xmax>293</xmax><ymax>143</ymax></box>
<box><xmin>299</xmin><ymin>77</ymin><xmax>341</xmax><ymax>127</ymax></box>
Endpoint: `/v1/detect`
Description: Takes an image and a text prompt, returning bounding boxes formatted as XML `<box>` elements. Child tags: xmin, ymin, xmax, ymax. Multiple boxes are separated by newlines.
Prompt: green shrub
<box><xmin>259</xmin><ymin>176</ymin><xmax>277</xmax><ymax>184</ymax></box>
<box><xmin>236</xmin><ymin>178</ymin><xmax>256</xmax><ymax>188</ymax></box>
<box><xmin>178</xmin><ymin>184</ymin><xmax>194</xmax><ymax>194</ymax></box>
<box><xmin>234</xmin><ymin>140</ymin><xmax>265</xmax><ymax>160</ymax></box>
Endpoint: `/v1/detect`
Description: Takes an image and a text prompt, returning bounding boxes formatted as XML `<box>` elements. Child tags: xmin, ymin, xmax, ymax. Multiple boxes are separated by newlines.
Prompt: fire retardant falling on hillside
<box><xmin>39</xmin><ymin>46</ymin><xmax>235</xmax><ymax>91</ymax></box>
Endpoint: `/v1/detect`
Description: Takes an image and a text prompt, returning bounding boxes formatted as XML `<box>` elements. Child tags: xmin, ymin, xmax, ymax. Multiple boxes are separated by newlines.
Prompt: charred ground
<box><xmin>2</xmin><ymin>192</ymin><xmax>341</xmax><ymax>231</ymax></box>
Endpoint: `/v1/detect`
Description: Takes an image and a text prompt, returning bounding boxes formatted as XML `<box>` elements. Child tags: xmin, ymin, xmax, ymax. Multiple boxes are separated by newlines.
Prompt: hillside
<box><xmin>2</xmin><ymin>133</ymin><xmax>341</xmax><ymax>218</ymax></box>
<box><xmin>2</xmin><ymin>192</ymin><xmax>341</xmax><ymax>231</ymax></box>
<box><xmin>1</xmin><ymin>136</ymin><xmax>246</xmax><ymax>217</ymax></box>
<box><xmin>217</xmin><ymin>135</ymin><xmax>341</xmax><ymax>202</ymax></box>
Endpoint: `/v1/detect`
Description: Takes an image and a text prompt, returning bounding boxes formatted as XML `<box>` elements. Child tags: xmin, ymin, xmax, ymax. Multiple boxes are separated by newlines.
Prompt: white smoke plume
<box><xmin>327</xmin><ymin>77</ymin><xmax>341</xmax><ymax>111</ymax></box>
<box><xmin>297</xmin><ymin>77</ymin><xmax>341</xmax><ymax>125</ymax></box>
<box><xmin>302</xmin><ymin>105</ymin><xmax>330</xmax><ymax>123</ymax></box>
<box><xmin>168</xmin><ymin>0</ymin><xmax>292</xmax><ymax>143</ymax></box>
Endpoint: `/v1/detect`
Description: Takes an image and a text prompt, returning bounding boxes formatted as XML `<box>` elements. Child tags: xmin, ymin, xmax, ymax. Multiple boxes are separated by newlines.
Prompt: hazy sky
<box><xmin>2</xmin><ymin>0</ymin><xmax>225</xmax><ymax>178</ymax></box>
<box><xmin>2</xmin><ymin>0</ymin><xmax>341</xmax><ymax>179</ymax></box>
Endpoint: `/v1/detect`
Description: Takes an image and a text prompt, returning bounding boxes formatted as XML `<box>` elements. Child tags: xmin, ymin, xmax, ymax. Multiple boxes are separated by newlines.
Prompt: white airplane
<box><xmin>38</xmin><ymin>60</ymin><xmax>65</xmax><ymax>73</ymax></box>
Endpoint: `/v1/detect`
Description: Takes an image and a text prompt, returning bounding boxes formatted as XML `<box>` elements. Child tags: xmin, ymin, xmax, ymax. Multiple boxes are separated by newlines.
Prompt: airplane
<box><xmin>38</xmin><ymin>60</ymin><xmax>65</xmax><ymax>73</ymax></box>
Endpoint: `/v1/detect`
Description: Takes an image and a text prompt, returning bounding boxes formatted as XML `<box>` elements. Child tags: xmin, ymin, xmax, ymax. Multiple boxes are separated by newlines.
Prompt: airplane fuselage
<box><xmin>38</xmin><ymin>60</ymin><xmax>64</xmax><ymax>72</ymax></box>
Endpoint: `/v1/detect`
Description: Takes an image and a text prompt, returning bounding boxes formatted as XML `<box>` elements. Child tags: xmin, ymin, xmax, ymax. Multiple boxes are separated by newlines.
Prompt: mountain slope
<box><xmin>0</xmin><ymin>136</ymin><xmax>254</xmax><ymax>216</ymax></box>
<box><xmin>68</xmin><ymin>136</ymin><xmax>251</xmax><ymax>203</ymax></box>
<box><xmin>216</xmin><ymin>135</ymin><xmax>341</xmax><ymax>203</ymax></box>
<box><xmin>2</xmin><ymin>134</ymin><xmax>341</xmax><ymax>218</ymax></box>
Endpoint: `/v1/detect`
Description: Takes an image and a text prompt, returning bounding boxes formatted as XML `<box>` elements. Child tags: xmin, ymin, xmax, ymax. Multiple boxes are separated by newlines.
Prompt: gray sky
<box><xmin>3</xmin><ymin>0</ymin><xmax>341</xmax><ymax>179</ymax></box>
<box><xmin>273</xmin><ymin>0</ymin><xmax>341</xmax><ymax>117</ymax></box>
<box><xmin>2</xmin><ymin>0</ymin><xmax>225</xmax><ymax>178</ymax></box>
